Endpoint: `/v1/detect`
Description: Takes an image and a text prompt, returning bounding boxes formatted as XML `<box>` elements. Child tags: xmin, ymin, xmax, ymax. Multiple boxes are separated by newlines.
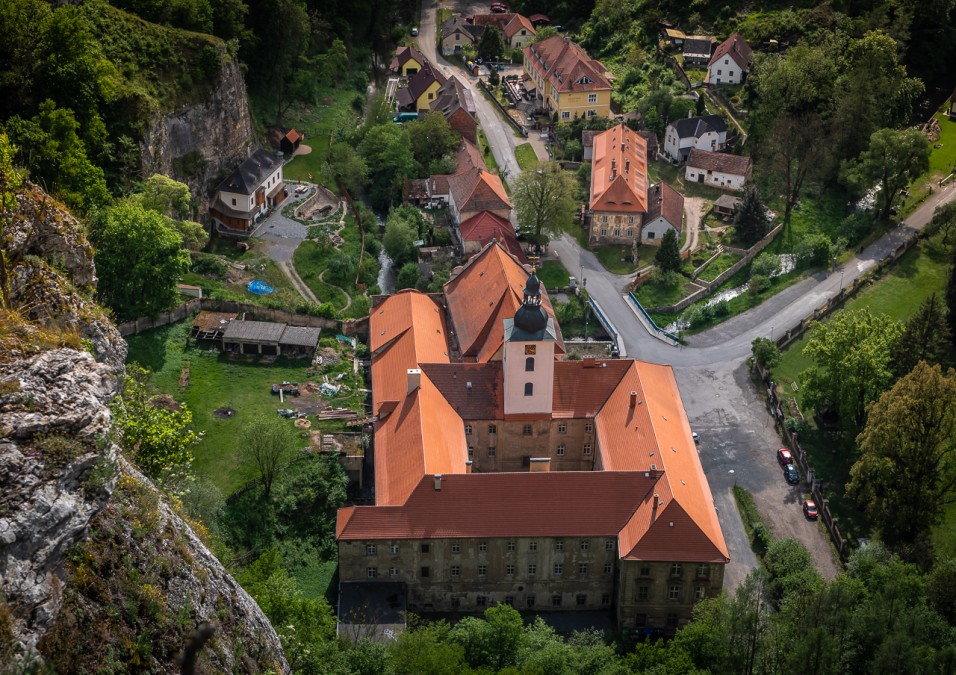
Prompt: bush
<box><xmin>750</xmin><ymin>252</ymin><xmax>781</xmax><ymax>279</ymax></box>
<box><xmin>794</xmin><ymin>233</ymin><xmax>833</xmax><ymax>268</ymax></box>
<box><xmin>838</xmin><ymin>211</ymin><xmax>873</xmax><ymax>243</ymax></box>
<box><xmin>651</xmin><ymin>267</ymin><xmax>682</xmax><ymax>288</ymax></box>
<box><xmin>396</xmin><ymin>262</ymin><xmax>420</xmax><ymax>290</ymax></box>
<box><xmin>751</xmin><ymin>336</ymin><xmax>781</xmax><ymax>368</ymax></box>
<box><xmin>711</xmin><ymin>300</ymin><xmax>730</xmax><ymax>317</ymax></box>
<box><xmin>191</xmin><ymin>252</ymin><xmax>227</xmax><ymax>278</ymax></box>
<box><xmin>748</xmin><ymin>274</ymin><xmax>770</xmax><ymax>296</ymax></box>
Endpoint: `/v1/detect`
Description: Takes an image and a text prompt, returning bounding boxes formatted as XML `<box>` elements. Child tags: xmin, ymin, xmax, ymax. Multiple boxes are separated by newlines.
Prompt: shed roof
<box><xmin>280</xmin><ymin>326</ymin><xmax>321</xmax><ymax>348</ymax></box>
<box><xmin>686</xmin><ymin>149</ymin><xmax>752</xmax><ymax>176</ymax></box>
<box><xmin>221</xmin><ymin>320</ymin><xmax>286</xmax><ymax>343</ymax></box>
<box><xmin>682</xmin><ymin>36</ymin><xmax>714</xmax><ymax>57</ymax></box>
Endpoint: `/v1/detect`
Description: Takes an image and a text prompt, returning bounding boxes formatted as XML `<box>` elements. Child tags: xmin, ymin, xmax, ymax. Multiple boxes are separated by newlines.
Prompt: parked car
<box><xmin>803</xmin><ymin>499</ymin><xmax>819</xmax><ymax>520</ymax></box>
<box><xmin>491</xmin><ymin>4</ymin><xmax>508</xmax><ymax>13</ymax></box>
<box><xmin>692</xmin><ymin>431</ymin><xmax>700</xmax><ymax>443</ymax></box>
<box><xmin>411</xmin><ymin>27</ymin><xmax>418</xmax><ymax>36</ymax></box>
<box><xmin>776</xmin><ymin>447</ymin><xmax>793</xmax><ymax>466</ymax></box>
<box><xmin>783</xmin><ymin>464</ymin><xmax>800</xmax><ymax>484</ymax></box>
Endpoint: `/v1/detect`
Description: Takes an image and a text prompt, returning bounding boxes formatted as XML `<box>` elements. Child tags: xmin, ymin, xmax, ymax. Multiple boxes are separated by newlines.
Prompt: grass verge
<box><xmin>514</xmin><ymin>143</ymin><xmax>539</xmax><ymax>171</ymax></box>
<box><xmin>538</xmin><ymin>260</ymin><xmax>570</xmax><ymax>288</ymax></box>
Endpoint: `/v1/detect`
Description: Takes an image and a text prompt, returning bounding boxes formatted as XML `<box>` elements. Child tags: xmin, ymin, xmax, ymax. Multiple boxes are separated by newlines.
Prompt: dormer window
<box><xmin>576</xmin><ymin>76</ymin><xmax>592</xmax><ymax>85</ymax></box>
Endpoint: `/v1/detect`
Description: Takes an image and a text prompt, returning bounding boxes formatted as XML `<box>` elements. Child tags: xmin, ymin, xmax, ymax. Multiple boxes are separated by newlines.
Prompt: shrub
<box><xmin>794</xmin><ymin>233</ymin><xmax>833</xmax><ymax>268</ymax></box>
<box><xmin>651</xmin><ymin>268</ymin><xmax>682</xmax><ymax>288</ymax></box>
<box><xmin>748</xmin><ymin>274</ymin><xmax>770</xmax><ymax>296</ymax></box>
<box><xmin>751</xmin><ymin>336</ymin><xmax>781</xmax><ymax>369</ymax></box>
<box><xmin>711</xmin><ymin>300</ymin><xmax>730</xmax><ymax>317</ymax></box>
<box><xmin>750</xmin><ymin>252</ymin><xmax>781</xmax><ymax>279</ymax></box>
<box><xmin>838</xmin><ymin>211</ymin><xmax>873</xmax><ymax>243</ymax></box>
<box><xmin>191</xmin><ymin>253</ymin><xmax>227</xmax><ymax>278</ymax></box>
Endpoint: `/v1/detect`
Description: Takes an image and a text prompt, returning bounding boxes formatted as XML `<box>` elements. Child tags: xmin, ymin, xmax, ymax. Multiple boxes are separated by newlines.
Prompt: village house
<box><xmin>457</xmin><ymin>210</ymin><xmax>525</xmax><ymax>263</ymax></box>
<box><xmin>588</xmin><ymin>123</ymin><xmax>648</xmax><ymax>246</ymax></box>
<box><xmin>390</xmin><ymin>45</ymin><xmax>427</xmax><ymax>77</ymax></box>
<box><xmin>397</xmin><ymin>63</ymin><xmax>448</xmax><ymax>113</ymax></box>
<box><xmin>430</xmin><ymin>77</ymin><xmax>478</xmax><ymax>144</ymax></box>
<box><xmin>712</xmin><ymin>194</ymin><xmax>741</xmax><ymax>218</ymax></box>
<box><xmin>209</xmin><ymin>149</ymin><xmax>285</xmax><ymax>234</ymax></box>
<box><xmin>685</xmin><ymin>149</ymin><xmax>752</xmax><ymax>190</ymax></box>
<box><xmin>466</xmin><ymin>13</ymin><xmax>537</xmax><ymax>48</ymax></box>
<box><xmin>706</xmin><ymin>33</ymin><xmax>752</xmax><ymax>85</ymax></box>
<box><xmin>336</xmin><ymin>243</ymin><xmax>729</xmax><ymax>634</ymax></box>
<box><xmin>523</xmin><ymin>36</ymin><xmax>613</xmax><ymax>120</ymax></box>
<box><xmin>682</xmin><ymin>36</ymin><xmax>714</xmax><ymax>67</ymax></box>
<box><xmin>662</xmin><ymin>114</ymin><xmax>728</xmax><ymax>163</ymax></box>
<box><xmin>440</xmin><ymin>15</ymin><xmax>480</xmax><ymax>55</ymax></box>
<box><xmin>642</xmin><ymin>182</ymin><xmax>684</xmax><ymax>243</ymax></box>
<box><xmin>279</xmin><ymin>129</ymin><xmax>301</xmax><ymax>156</ymax></box>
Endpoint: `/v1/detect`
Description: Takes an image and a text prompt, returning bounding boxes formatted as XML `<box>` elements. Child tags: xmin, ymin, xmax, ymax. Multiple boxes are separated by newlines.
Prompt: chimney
<box><xmin>407</xmin><ymin>368</ymin><xmax>421</xmax><ymax>394</ymax></box>
<box><xmin>625</xmin><ymin>159</ymin><xmax>630</xmax><ymax>174</ymax></box>
<box><xmin>434</xmin><ymin>474</ymin><xmax>443</xmax><ymax>491</ymax></box>
<box><xmin>465</xmin><ymin>461</ymin><xmax>473</xmax><ymax>474</ymax></box>
<box><xmin>630</xmin><ymin>391</ymin><xmax>638</xmax><ymax>408</ymax></box>
<box><xmin>530</xmin><ymin>457</ymin><xmax>551</xmax><ymax>472</ymax></box>
<box><xmin>653</xmin><ymin>493</ymin><xmax>660</xmax><ymax>509</ymax></box>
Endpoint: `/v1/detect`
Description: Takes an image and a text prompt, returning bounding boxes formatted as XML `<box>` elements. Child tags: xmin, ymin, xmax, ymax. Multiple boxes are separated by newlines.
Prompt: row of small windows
<box><xmin>465</xmin><ymin>422</ymin><xmax>593</xmax><ymax>435</ymax></box>
<box><xmin>459</xmin><ymin>593</ymin><xmax>611</xmax><ymax>609</ymax></box>
<box><xmin>635</xmin><ymin>584</ymin><xmax>709</xmax><ymax>602</ymax></box>
<box><xmin>367</xmin><ymin>539</ymin><xmax>618</xmax><ymax>555</ymax></box>
<box><xmin>369</xmin><ymin>562</ymin><xmax>613</xmax><ymax>579</ymax></box>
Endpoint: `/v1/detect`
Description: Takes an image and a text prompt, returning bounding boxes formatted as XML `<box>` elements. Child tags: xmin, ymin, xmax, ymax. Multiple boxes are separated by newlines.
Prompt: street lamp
<box><xmin>840</xmin><ymin>269</ymin><xmax>845</xmax><ymax>291</ymax></box>
<box><xmin>770</xmin><ymin>326</ymin><xmax>774</xmax><ymax>341</ymax></box>
<box><xmin>583</xmin><ymin>277</ymin><xmax>588</xmax><ymax>340</ymax></box>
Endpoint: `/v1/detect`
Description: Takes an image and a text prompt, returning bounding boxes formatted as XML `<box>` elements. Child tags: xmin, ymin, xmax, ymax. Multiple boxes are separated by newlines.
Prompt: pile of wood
<box><xmin>318</xmin><ymin>408</ymin><xmax>359</xmax><ymax>420</ymax></box>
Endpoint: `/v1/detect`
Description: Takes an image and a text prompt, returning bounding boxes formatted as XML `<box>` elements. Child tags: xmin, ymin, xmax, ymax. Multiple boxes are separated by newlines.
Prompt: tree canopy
<box><xmin>733</xmin><ymin>187</ymin><xmax>770</xmax><ymax>246</ymax></box>
<box><xmin>476</xmin><ymin>26</ymin><xmax>505</xmax><ymax>61</ymax></box>
<box><xmin>511</xmin><ymin>162</ymin><xmax>578</xmax><ymax>248</ymax></box>
<box><xmin>655</xmin><ymin>229</ymin><xmax>682</xmax><ymax>273</ymax></box>
<box><xmin>382</xmin><ymin>204</ymin><xmax>423</xmax><ymax>267</ymax></box>
<box><xmin>357</xmin><ymin>122</ymin><xmax>417</xmax><ymax>210</ymax></box>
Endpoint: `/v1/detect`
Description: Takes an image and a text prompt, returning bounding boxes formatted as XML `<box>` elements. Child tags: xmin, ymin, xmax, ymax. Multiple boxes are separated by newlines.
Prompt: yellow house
<box><xmin>390</xmin><ymin>45</ymin><xmax>426</xmax><ymax>77</ymax></box>
<box><xmin>397</xmin><ymin>63</ymin><xmax>448</xmax><ymax>112</ymax></box>
<box><xmin>523</xmin><ymin>36</ymin><xmax>612</xmax><ymax>121</ymax></box>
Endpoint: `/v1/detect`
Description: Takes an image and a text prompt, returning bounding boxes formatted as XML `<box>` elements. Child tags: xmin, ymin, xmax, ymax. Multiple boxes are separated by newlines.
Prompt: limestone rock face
<box><xmin>139</xmin><ymin>47</ymin><xmax>256</xmax><ymax>210</ymax></box>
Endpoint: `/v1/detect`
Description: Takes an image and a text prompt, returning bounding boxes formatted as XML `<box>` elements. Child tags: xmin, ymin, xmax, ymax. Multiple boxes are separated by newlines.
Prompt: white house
<box><xmin>663</xmin><ymin>114</ymin><xmax>728</xmax><ymax>162</ymax></box>
<box><xmin>706</xmin><ymin>33</ymin><xmax>752</xmax><ymax>85</ymax></box>
<box><xmin>209</xmin><ymin>149</ymin><xmax>285</xmax><ymax>234</ymax></box>
<box><xmin>685</xmin><ymin>149</ymin><xmax>752</xmax><ymax>191</ymax></box>
<box><xmin>642</xmin><ymin>182</ymin><xmax>684</xmax><ymax>243</ymax></box>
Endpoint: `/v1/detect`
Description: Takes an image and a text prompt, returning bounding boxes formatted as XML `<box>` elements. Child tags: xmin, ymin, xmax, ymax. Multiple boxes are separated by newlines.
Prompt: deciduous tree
<box><xmin>241</xmin><ymin>415</ymin><xmax>298</xmax><ymax>499</ymax></box>
<box><xmin>511</xmin><ymin>161</ymin><xmax>577</xmax><ymax>249</ymax></box>
<box><xmin>848</xmin><ymin>362</ymin><xmax>956</xmax><ymax>558</ymax></box>
<box><xmin>329</xmin><ymin>142</ymin><xmax>368</xmax><ymax>196</ymax></box>
<box><xmin>948</xmin><ymin>244</ymin><xmax>956</xmax><ymax>344</ymax></box>
<box><xmin>0</xmin><ymin>132</ymin><xmax>25</xmax><ymax>310</ymax></box>
<box><xmin>357</xmin><ymin>123</ymin><xmax>417</xmax><ymax>210</ymax></box>
<box><xmin>800</xmin><ymin>309</ymin><xmax>903</xmax><ymax>431</ymax></box>
<box><xmin>751</xmin><ymin>337</ymin><xmax>781</xmax><ymax>369</ymax></box>
<box><xmin>405</xmin><ymin>112</ymin><xmax>460</xmax><ymax>174</ymax></box>
<box><xmin>761</xmin><ymin>113</ymin><xmax>828</xmax><ymax>238</ymax></box>
<box><xmin>382</xmin><ymin>205</ymin><xmax>423</xmax><ymax>267</ymax></box>
<box><xmin>840</xmin><ymin>127</ymin><xmax>930</xmax><ymax>221</ymax></box>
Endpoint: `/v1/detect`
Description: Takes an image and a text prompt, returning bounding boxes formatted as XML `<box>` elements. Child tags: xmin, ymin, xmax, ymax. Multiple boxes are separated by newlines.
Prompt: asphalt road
<box><xmin>419</xmin><ymin>0</ymin><xmax>956</xmax><ymax>588</ymax></box>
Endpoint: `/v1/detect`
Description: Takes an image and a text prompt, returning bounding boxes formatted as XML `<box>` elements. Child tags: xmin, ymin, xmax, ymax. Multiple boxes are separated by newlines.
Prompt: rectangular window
<box><xmin>695</xmin><ymin>586</ymin><xmax>706</xmax><ymax>600</ymax></box>
<box><xmin>604</xmin><ymin>562</ymin><xmax>613</xmax><ymax>574</ymax></box>
<box><xmin>637</xmin><ymin>585</ymin><xmax>649</xmax><ymax>601</ymax></box>
<box><xmin>488</xmin><ymin>446</ymin><xmax>496</xmax><ymax>457</ymax></box>
<box><xmin>555</xmin><ymin>540</ymin><xmax>564</xmax><ymax>551</ymax></box>
<box><xmin>421</xmin><ymin>544</ymin><xmax>430</xmax><ymax>554</ymax></box>
<box><xmin>578</xmin><ymin>563</ymin><xmax>588</xmax><ymax>576</ymax></box>
<box><xmin>602</xmin><ymin>215</ymin><xmax>609</xmax><ymax>223</ymax></box>
<box><xmin>522</xmin><ymin>424</ymin><xmax>533</xmax><ymax>436</ymax></box>
<box><xmin>421</xmin><ymin>566</ymin><xmax>430</xmax><ymax>578</ymax></box>
<box><xmin>601</xmin><ymin>228</ymin><xmax>608</xmax><ymax>236</ymax></box>
<box><xmin>696</xmin><ymin>564</ymin><xmax>710</xmax><ymax>579</ymax></box>
<box><xmin>561</xmin><ymin>111</ymin><xmax>570</xmax><ymax>119</ymax></box>
<box><xmin>583</xmin><ymin>444</ymin><xmax>592</xmax><ymax>455</ymax></box>
<box><xmin>389</xmin><ymin>567</ymin><xmax>398</xmax><ymax>577</ymax></box>
<box><xmin>524</xmin><ymin>382</ymin><xmax>534</xmax><ymax>396</ymax></box>
<box><xmin>451</xmin><ymin>565</ymin><xmax>460</xmax><ymax>579</ymax></box>
<box><xmin>584</xmin><ymin>422</ymin><xmax>593</xmax><ymax>433</ymax></box>
<box><xmin>580</xmin><ymin>540</ymin><xmax>589</xmax><ymax>551</ymax></box>
<box><xmin>366</xmin><ymin>545</ymin><xmax>377</xmax><ymax>556</ymax></box>
<box><xmin>529</xmin><ymin>541</ymin><xmax>538</xmax><ymax>552</ymax></box>
<box><xmin>479</xmin><ymin>541</ymin><xmax>487</xmax><ymax>553</ymax></box>
<box><xmin>553</xmin><ymin>564</ymin><xmax>563</xmax><ymax>575</ymax></box>
<box><xmin>588</xmin><ymin>93</ymin><xmax>598</xmax><ymax>103</ymax></box>
<box><xmin>556</xmin><ymin>444</ymin><xmax>565</xmax><ymax>456</ymax></box>
<box><xmin>669</xmin><ymin>584</ymin><xmax>681</xmax><ymax>601</ymax></box>
<box><xmin>478</xmin><ymin>565</ymin><xmax>487</xmax><ymax>576</ymax></box>
<box><xmin>605</xmin><ymin>539</ymin><xmax>615</xmax><ymax>551</ymax></box>
<box><xmin>231</xmin><ymin>198</ymin><xmax>236</xmax><ymax>206</ymax></box>
<box><xmin>488</xmin><ymin>424</ymin><xmax>497</xmax><ymax>434</ymax></box>
<box><xmin>587</xmin><ymin>109</ymin><xmax>597</xmax><ymax>117</ymax></box>
<box><xmin>576</xmin><ymin>594</ymin><xmax>587</xmax><ymax>606</ymax></box>
<box><xmin>452</xmin><ymin>543</ymin><xmax>460</xmax><ymax>554</ymax></box>
<box><xmin>628</xmin><ymin>216</ymin><xmax>635</xmax><ymax>224</ymax></box>
<box><xmin>627</xmin><ymin>229</ymin><xmax>633</xmax><ymax>237</ymax></box>
<box><xmin>670</xmin><ymin>563</ymin><xmax>683</xmax><ymax>577</ymax></box>
<box><xmin>464</xmin><ymin>425</ymin><xmax>472</xmax><ymax>435</ymax></box>
<box><xmin>648</xmin><ymin>232</ymin><xmax>655</xmax><ymax>239</ymax></box>
<box><xmin>528</xmin><ymin>564</ymin><xmax>537</xmax><ymax>575</ymax></box>
<box><xmin>390</xmin><ymin>544</ymin><xmax>399</xmax><ymax>555</ymax></box>
<box><xmin>552</xmin><ymin>594</ymin><xmax>562</xmax><ymax>607</ymax></box>
<box><xmin>367</xmin><ymin>567</ymin><xmax>377</xmax><ymax>578</ymax></box>
<box><xmin>506</xmin><ymin>564</ymin><xmax>515</xmax><ymax>576</ymax></box>
<box><xmin>557</xmin><ymin>422</ymin><xmax>567</xmax><ymax>434</ymax></box>
<box><xmin>477</xmin><ymin>596</ymin><xmax>488</xmax><ymax>607</ymax></box>
<box><xmin>527</xmin><ymin>595</ymin><xmax>536</xmax><ymax>608</ymax></box>
<box><xmin>601</xmin><ymin>593</ymin><xmax>610</xmax><ymax>605</ymax></box>
<box><xmin>717</xmin><ymin>69</ymin><xmax>722</xmax><ymax>75</ymax></box>
<box><xmin>640</xmin><ymin>564</ymin><xmax>652</xmax><ymax>577</ymax></box>
<box><xmin>507</xmin><ymin>541</ymin><xmax>516</xmax><ymax>552</ymax></box>
<box><xmin>468</xmin><ymin>447</ymin><xmax>474</xmax><ymax>459</ymax></box>
<box><xmin>614</xmin><ymin>229</ymin><xmax>621</xmax><ymax>236</ymax></box>
<box><xmin>505</xmin><ymin>595</ymin><xmax>515</xmax><ymax>606</ymax></box>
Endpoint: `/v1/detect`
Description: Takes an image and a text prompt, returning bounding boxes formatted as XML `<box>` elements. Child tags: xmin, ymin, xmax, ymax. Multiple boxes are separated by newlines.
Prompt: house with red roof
<box><xmin>706</xmin><ymin>33</ymin><xmax>752</xmax><ymax>85</ymax></box>
<box><xmin>685</xmin><ymin>148</ymin><xmax>752</xmax><ymax>190</ymax></box>
<box><xmin>337</xmin><ymin>241</ymin><xmax>728</xmax><ymax>635</ymax></box>
<box><xmin>523</xmin><ymin>36</ymin><xmax>612</xmax><ymax>120</ymax></box>
<box><xmin>457</xmin><ymin>211</ymin><xmax>526</xmax><ymax>263</ymax></box>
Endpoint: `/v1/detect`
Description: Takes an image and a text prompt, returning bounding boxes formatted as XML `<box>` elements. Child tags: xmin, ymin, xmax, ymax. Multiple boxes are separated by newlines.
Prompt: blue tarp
<box><xmin>247</xmin><ymin>280</ymin><xmax>275</xmax><ymax>296</ymax></box>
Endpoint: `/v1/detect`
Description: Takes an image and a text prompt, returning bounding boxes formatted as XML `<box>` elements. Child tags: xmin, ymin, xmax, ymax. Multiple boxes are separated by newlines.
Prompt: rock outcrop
<box><xmin>0</xmin><ymin>186</ymin><xmax>288</xmax><ymax>671</ymax></box>
<box><xmin>139</xmin><ymin>45</ymin><xmax>256</xmax><ymax>211</ymax></box>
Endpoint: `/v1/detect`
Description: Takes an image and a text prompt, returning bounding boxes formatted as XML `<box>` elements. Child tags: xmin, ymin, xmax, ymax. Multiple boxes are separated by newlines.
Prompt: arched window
<box><xmin>525</xmin><ymin>356</ymin><xmax>535</xmax><ymax>372</ymax></box>
<box><xmin>524</xmin><ymin>382</ymin><xmax>534</xmax><ymax>396</ymax></box>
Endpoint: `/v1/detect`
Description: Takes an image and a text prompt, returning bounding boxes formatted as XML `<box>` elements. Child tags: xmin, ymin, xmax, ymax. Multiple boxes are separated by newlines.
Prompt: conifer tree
<box><xmin>733</xmin><ymin>187</ymin><xmax>769</xmax><ymax>246</ymax></box>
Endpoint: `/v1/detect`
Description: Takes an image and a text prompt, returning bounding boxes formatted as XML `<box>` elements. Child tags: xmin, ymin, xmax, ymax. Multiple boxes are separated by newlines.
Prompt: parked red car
<box><xmin>777</xmin><ymin>447</ymin><xmax>793</xmax><ymax>466</ymax></box>
<box><xmin>803</xmin><ymin>500</ymin><xmax>819</xmax><ymax>520</ymax></box>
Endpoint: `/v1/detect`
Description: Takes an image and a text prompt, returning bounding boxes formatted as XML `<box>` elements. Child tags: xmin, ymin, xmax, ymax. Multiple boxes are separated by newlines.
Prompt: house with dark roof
<box><xmin>581</xmin><ymin>129</ymin><xmax>601</xmax><ymax>161</ymax></box>
<box><xmin>663</xmin><ymin>114</ymin><xmax>728</xmax><ymax>162</ymax></box>
<box><xmin>949</xmin><ymin>86</ymin><xmax>956</xmax><ymax>117</ymax></box>
<box><xmin>682</xmin><ymin>35</ymin><xmax>714</xmax><ymax>66</ymax></box>
<box><xmin>440</xmin><ymin>14</ymin><xmax>480</xmax><ymax>55</ymax></box>
<box><xmin>643</xmin><ymin>182</ymin><xmax>684</xmax><ymax>242</ymax></box>
<box><xmin>523</xmin><ymin>36</ymin><xmax>612</xmax><ymax>120</ymax></box>
<box><xmin>337</xmin><ymin>241</ymin><xmax>728</xmax><ymax>634</ymax></box>
<box><xmin>706</xmin><ymin>33</ymin><xmax>752</xmax><ymax>85</ymax></box>
<box><xmin>397</xmin><ymin>63</ymin><xmax>448</xmax><ymax>113</ymax></box>
<box><xmin>685</xmin><ymin>149</ymin><xmax>752</xmax><ymax>190</ymax></box>
<box><xmin>713</xmin><ymin>194</ymin><xmax>741</xmax><ymax>217</ymax></box>
<box><xmin>429</xmin><ymin>77</ymin><xmax>478</xmax><ymax>143</ymax></box>
<box><xmin>220</xmin><ymin>319</ymin><xmax>321</xmax><ymax>356</ymax></box>
<box><xmin>447</xmin><ymin>167</ymin><xmax>512</xmax><ymax>224</ymax></box>
<box><xmin>457</xmin><ymin>211</ymin><xmax>526</xmax><ymax>263</ymax></box>
<box><xmin>390</xmin><ymin>45</ymin><xmax>426</xmax><ymax>77</ymax></box>
<box><xmin>209</xmin><ymin>149</ymin><xmax>285</xmax><ymax>234</ymax></box>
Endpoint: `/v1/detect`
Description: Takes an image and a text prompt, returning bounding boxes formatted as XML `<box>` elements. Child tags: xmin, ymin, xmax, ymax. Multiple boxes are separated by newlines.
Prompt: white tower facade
<box><xmin>502</xmin><ymin>270</ymin><xmax>556</xmax><ymax>416</ymax></box>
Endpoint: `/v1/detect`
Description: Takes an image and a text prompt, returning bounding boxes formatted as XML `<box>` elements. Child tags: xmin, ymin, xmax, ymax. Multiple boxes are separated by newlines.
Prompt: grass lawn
<box><xmin>293</xmin><ymin>241</ymin><xmax>350</xmax><ymax>309</ymax></box>
<box><xmin>695</xmin><ymin>251</ymin><xmax>743</xmax><ymax>282</ymax></box>
<box><xmin>538</xmin><ymin>260</ymin><xmax>570</xmax><ymax>288</ymax></box>
<box><xmin>186</xmin><ymin>242</ymin><xmax>304</xmax><ymax>311</ymax></box>
<box><xmin>125</xmin><ymin>321</ymin><xmax>318</xmax><ymax>495</ymax></box>
<box><xmin>632</xmin><ymin>277</ymin><xmax>692</xmax><ymax>308</ymax></box>
<box><xmin>514</xmin><ymin>143</ymin><xmax>539</xmax><ymax>171</ymax></box>
<box><xmin>594</xmin><ymin>245</ymin><xmax>639</xmax><ymax>275</ymax></box>
<box><xmin>267</xmin><ymin>88</ymin><xmax>360</xmax><ymax>187</ymax></box>
<box><xmin>478</xmin><ymin>129</ymin><xmax>500</xmax><ymax>174</ymax></box>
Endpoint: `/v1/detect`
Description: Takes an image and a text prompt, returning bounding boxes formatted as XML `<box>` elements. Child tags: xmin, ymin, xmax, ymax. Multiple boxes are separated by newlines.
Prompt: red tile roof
<box><xmin>421</xmin><ymin>362</ymin><xmax>503</xmax><ymax>419</ymax></box>
<box><xmin>448</xmin><ymin>167</ymin><xmax>511</xmax><ymax>215</ymax></box>
<box><xmin>444</xmin><ymin>241</ymin><xmax>563</xmax><ymax>361</ymax></box>
<box><xmin>455</xmin><ymin>139</ymin><xmax>486</xmax><ymax>173</ymax></box>
<box><xmin>283</xmin><ymin>129</ymin><xmax>301</xmax><ymax>143</ymax></box>
<box><xmin>457</xmin><ymin>211</ymin><xmax>525</xmax><ymax>263</ymax></box>
<box><xmin>645</xmin><ymin>182</ymin><xmax>684</xmax><ymax>232</ymax></box>
<box><xmin>503</xmin><ymin>14</ymin><xmax>535</xmax><ymax>41</ymax></box>
<box><xmin>524</xmin><ymin>36</ymin><xmax>612</xmax><ymax>95</ymax></box>
<box><xmin>709</xmin><ymin>32</ymin><xmax>752</xmax><ymax>70</ymax></box>
<box><xmin>590</xmin><ymin>123</ymin><xmax>648</xmax><ymax>213</ymax></box>
<box><xmin>552</xmin><ymin>360</ymin><xmax>631</xmax><ymax>418</ymax></box>
<box><xmin>686</xmin><ymin>149</ymin><xmax>752</xmax><ymax>177</ymax></box>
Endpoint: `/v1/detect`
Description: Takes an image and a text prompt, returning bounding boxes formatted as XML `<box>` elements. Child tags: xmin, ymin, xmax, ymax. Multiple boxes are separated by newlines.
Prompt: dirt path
<box><xmin>320</xmin><ymin>269</ymin><xmax>352</xmax><ymax>310</ymax></box>
<box><xmin>682</xmin><ymin>197</ymin><xmax>708</xmax><ymax>254</ymax></box>
<box><xmin>279</xmin><ymin>258</ymin><xmax>320</xmax><ymax>304</ymax></box>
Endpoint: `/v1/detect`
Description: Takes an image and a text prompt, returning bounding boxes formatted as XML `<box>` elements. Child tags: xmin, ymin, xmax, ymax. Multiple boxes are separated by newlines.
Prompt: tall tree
<box><xmin>357</xmin><ymin>122</ymin><xmax>417</xmax><ymax>210</ymax></box>
<box><xmin>511</xmin><ymin>161</ymin><xmax>577</xmax><ymax>249</ymax></box>
<box><xmin>848</xmin><ymin>362</ymin><xmax>956</xmax><ymax>559</ymax></box>
<box><xmin>733</xmin><ymin>187</ymin><xmax>770</xmax><ymax>246</ymax></box>
<box><xmin>405</xmin><ymin>112</ymin><xmax>460</xmax><ymax>174</ymax></box>
<box><xmin>241</xmin><ymin>415</ymin><xmax>298</xmax><ymax>498</ymax></box>
<box><xmin>329</xmin><ymin>142</ymin><xmax>368</xmax><ymax>196</ymax></box>
<box><xmin>890</xmin><ymin>294</ymin><xmax>951</xmax><ymax>378</ymax></box>
<box><xmin>476</xmin><ymin>26</ymin><xmax>505</xmax><ymax>61</ymax></box>
<box><xmin>841</xmin><ymin>127</ymin><xmax>930</xmax><ymax>221</ymax></box>
<box><xmin>948</xmin><ymin>244</ymin><xmax>956</xmax><ymax>344</ymax></box>
<box><xmin>800</xmin><ymin>309</ymin><xmax>903</xmax><ymax>432</ymax></box>
<box><xmin>91</xmin><ymin>200</ymin><xmax>191</xmax><ymax>319</ymax></box>
<box><xmin>382</xmin><ymin>204</ymin><xmax>422</xmax><ymax>266</ymax></box>
<box><xmin>655</xmin><ymin>228</ymin><xmax>682</xmax><ymax>273</ymax></box>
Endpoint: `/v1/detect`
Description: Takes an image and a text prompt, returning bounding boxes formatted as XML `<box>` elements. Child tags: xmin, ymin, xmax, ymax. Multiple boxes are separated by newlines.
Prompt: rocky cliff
<box><xmin>139</xmin><ymin>45</ymin><xmax>256</xmax><ymax>211</ymax></box>
<box><xmin>0</xmin><ymin>186</ymin><xmax>288</xmax><ymax>672</ymax></box>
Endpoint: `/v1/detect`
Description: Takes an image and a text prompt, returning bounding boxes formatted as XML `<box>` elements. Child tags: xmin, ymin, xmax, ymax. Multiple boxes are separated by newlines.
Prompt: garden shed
<box><xmin>221</xmin><ymin>319</ymin><xmax>321</xmax><ymax>356</ymax></box>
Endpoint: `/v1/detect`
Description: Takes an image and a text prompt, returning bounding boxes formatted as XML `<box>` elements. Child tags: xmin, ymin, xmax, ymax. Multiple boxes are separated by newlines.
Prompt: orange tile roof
<box><xmin>503</xmin><ymin>13</ymin><xmax>535</xmax><ymax>41</ymax></box>
<box><xmin>373</xmin><ymin>372</ymin><xmax>469</xmax><ymax>505</ymax></box>
<box><xmin>552</xmin><ymin>359</ymin><xmax>631</xmax><ymax>418</ymax></box>
<box><xmin>444</xmin><ymin>241</ymin><xmax>563</xmax><ymax>361</ymax></box>
<box><xmin>457</xmin><ymin>211</ymin><xmax>526</xmax><ymax>263</ymax></box>
<box><xmin>590</xmin><ymin>123</ymin><xmax>648</xmax><ymax>213</ymax></box>
<box><xmin>337</xmin><ymin>471</ymin><xmax>657</xmax><ymax>539</ymax></box>
<box><xmin>595</xmin><ymin>361</ymin><xmax>729</xmax><ymax>561</ymax></box>
<box><xmin>524</xmin><ymin>36</ymin><xmax>612</xmax><ymax>95</ymax></box>
<box><xmin>448</xmin><ymin>167</ymin><xmax>511</xmax><ymax>214</ymax></box>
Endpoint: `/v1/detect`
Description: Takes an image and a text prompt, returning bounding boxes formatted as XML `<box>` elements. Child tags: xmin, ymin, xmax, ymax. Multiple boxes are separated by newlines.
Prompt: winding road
<box><xmin>420</xmin><ymin>0</ymin><xmax>956</xmax><ymax>589</ymax></box>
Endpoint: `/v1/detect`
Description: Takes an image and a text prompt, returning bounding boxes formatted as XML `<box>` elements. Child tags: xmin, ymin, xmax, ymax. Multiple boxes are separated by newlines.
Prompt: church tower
<box><xmin>503</xmin><ymin>269</ymin><xmax>557</xmax><ymax>416</ymax></box>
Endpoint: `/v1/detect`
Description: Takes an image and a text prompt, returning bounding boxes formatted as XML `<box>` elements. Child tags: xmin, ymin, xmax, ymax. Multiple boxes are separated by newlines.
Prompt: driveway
<box><xmin>250</xmin><ymin>187</ymin><xmax>315</xmax><ymax>302</ymax></box>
